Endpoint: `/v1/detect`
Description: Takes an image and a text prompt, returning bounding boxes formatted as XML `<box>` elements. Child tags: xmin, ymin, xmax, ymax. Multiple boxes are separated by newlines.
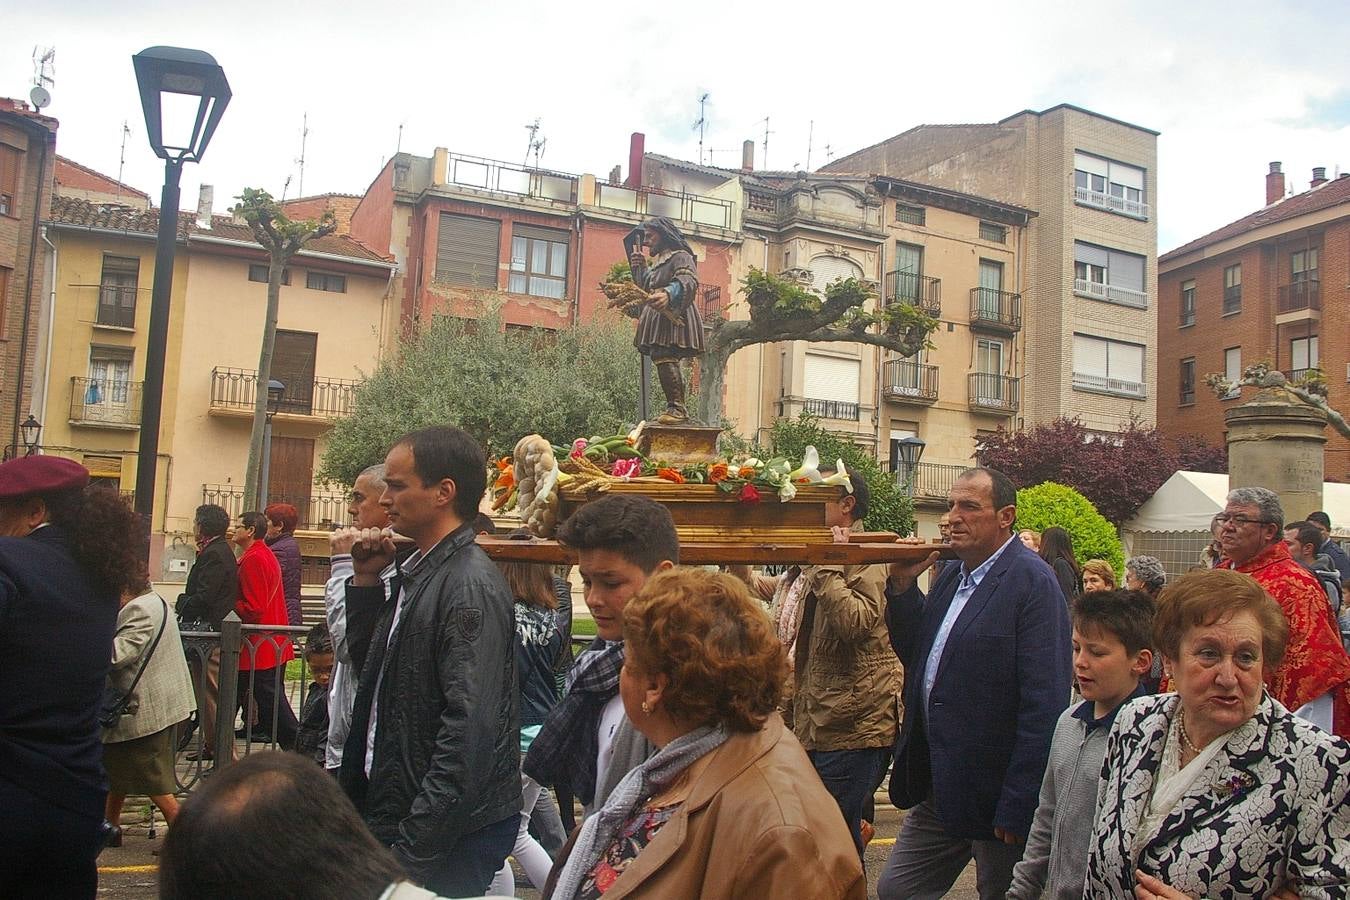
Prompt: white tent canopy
<box><xmin>1126</xmin><ymin>471</ymin><xmax>1350</xmax><ymax>535</ymax></box>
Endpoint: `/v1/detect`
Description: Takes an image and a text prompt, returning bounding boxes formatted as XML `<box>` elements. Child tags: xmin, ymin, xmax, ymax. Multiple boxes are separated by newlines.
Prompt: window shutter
<box><xmin>1073</xmin><ymin>335</ymin><xmax>1109</xmax><ymax>377</ymax></box>
<box><xmin>1112</xmin><ymin>342</ymin><xmax>1144</xmax><ymax>382</ymax></box>
<box><xmin>804</xmin><ymin>353</ymin><xmax>860</xmax><ymax>402</ymax></box>
<box><xmin>809</xmin><ymin>256</ymin><xmax>863</xmax><ymax>293</ymax></box>
<box><xmin>513</xmin><ymin>223</ymin><xmax>568</xmax><ymax>243</ymax></box>
<box><xmin>1074</xmin><ymin>152</ymin><xmax>1109</xmax><ymax>176</ymax></box>
<box><xmin>1073</xmin><ymin>242</ymin><xmax>1110</xmax><ymax>267</ymax></box>
<box><xmin>436</xmin><ymin>214</ymin><xmax>501</xmax><ymax>288</ymax></box>
<box><xmin>1108</xmin><ymin>250</ymin><xmax>1145</xmax><ymax>291</ymax></box>
<box><xmin>1109</xmin><ymin>162</ymin><xmax>1145</xmax><ymax>189</ymax></box>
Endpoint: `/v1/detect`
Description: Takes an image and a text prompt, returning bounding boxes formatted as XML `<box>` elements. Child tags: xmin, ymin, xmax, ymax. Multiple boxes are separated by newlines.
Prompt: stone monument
<box><xmin>1225</xmin><ymin>387</ymin><xmax>1327</xmax><ymax>521</ymax></box>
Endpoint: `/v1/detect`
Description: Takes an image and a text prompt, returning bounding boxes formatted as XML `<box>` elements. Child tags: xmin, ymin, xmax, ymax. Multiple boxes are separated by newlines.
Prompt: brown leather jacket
<box><xmin>545</xmin><ymin>714</ymin><xmax>865</xmax><ymax>899</ymax></box>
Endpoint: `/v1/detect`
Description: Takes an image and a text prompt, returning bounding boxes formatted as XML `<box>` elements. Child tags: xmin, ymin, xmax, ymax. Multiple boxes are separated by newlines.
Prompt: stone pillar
<box><xmin>1225</xmin><ymin>388</ymin><xmax>1326</xmax><ymax>522</ymax></box>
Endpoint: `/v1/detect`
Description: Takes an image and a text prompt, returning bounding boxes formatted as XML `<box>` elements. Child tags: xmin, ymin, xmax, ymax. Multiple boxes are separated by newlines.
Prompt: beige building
<box><xmin>825</xmin><ymin>104</ymin><xmax>1159</xmax><ymax>434</ymax></box>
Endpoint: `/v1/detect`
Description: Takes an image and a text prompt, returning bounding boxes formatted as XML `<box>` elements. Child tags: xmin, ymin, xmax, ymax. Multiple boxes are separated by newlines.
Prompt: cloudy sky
<box><xmin>6</xmin><ymin>0</ymin><xmax>1348</xmax><ymax>252</ymax></box>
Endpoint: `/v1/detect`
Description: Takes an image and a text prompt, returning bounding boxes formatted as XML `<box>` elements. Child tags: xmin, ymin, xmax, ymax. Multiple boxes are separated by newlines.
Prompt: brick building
<box><xmin>1158</xmin><ymin>163</ymin><xmax>1350</xmax><ymax>481</ymax></box>
<box><xmin>0</xmin><ymin>97</ymin><xmax>58</xmax><ymax>457</ymax></box>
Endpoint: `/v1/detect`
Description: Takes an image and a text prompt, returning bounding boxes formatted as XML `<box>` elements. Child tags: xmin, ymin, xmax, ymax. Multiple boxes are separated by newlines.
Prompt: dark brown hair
<box><xmin>1153</xmin><ymin>568</ymin><xmax>1289</xmax><ymax>668</ymax></box>
<box><xmin>557</xmin><ymin>493</ymin><xmax>679</xmax><ymax>573</ymax></box>
<box><xmin>623</xmin><ymin>568</ymin><xmax>784</xmax><ymax>732</ymax></box>
<box><xmin>1073</xmin><ymin>588</ymin><xmax>1155</xmax><ymax>655</ymax></box>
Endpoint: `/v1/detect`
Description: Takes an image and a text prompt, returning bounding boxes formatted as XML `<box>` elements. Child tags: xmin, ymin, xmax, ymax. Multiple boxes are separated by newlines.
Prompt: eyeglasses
<box><xmin>1214</xmin><ymin>513</ymin><xmax>1273</xmax><ymax>528</ymax></box>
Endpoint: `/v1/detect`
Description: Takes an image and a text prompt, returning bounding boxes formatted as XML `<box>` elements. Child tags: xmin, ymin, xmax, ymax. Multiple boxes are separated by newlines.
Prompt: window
<box><xmin>1179</xmin><ymin>358</ymin><xmax>1196</xmax><ymax>405</ymax></box>
<box><xmin>895</xmin><ymin>204</ymin><xmax>925</xmax><ymax>226</ymax></box>
<box><xmin>1073</xmin><ymin>241</ymin><xmax>1146</xmax><ymax>307</ymax></box>
<box><xmin>1224</xmin><ymin>347</ymin><xmax>1242</xmax><ymax>399</ymax></box>
<box><xmin>1290</xmin><ymin>336</ymin><xmax>1319</xmax><ymax>377</ymax></box>
<box><xmin>1073</xmin><ymin>151</ymin><xmax>1148</xmax><ymax>217</ymax></box>
<box><xmin>1179</xmin><ymin>279</ymin><xmax>1196</xmax><ymax>326</ymax></box>
<box><xmin>87</xmin><ymin>346</ymin><xmax>134</xmax><ymax>405</ymax></box>
<box><xmin>0</xmin><ymin>145</ymin><xmax>19</xmax><ymax>217</ymax></box>
<box><xmin>809</xmin><ymin>255</ymin><xmax>864</xmax><ymax>294</ymax></box>
<box><xmin>974</xmin><ymin>259</ymin><xmax>1006</xmax><ymax>319</ymax></box>
<box><xmin>972</xmin><ymin>338</ymin><xmax>1007</xmax><ymax>404</ymax></box>
<box><xmin>891</xmin><ymin>242</ymin><xmax>924</xmax><ymax>303</ymax></box>
<box><xmin>248</xmin><ymin>263</ymin><xmax>291</xmax><ymax>285</ymax></box>
<box><xmin>271</xmin><ymin>330</ymin><xmax>318</xmax><ymax>415</ymax></box>
<box><xmin>1291</xmin><ymin>248</ymin><xmax>1319</xmax><ymax>282</ymax></box>
<box><xmin>1223</xmin><ymin>264</ymin><xmax>1242</xmax><ymax>314</ymax></box>
<box><xmin>0</xmin><ymin>266</ymin><xmax>9</xmax><ymax>329</ymax></box>
<box><xmin>435</xmin><ymin>213</ymin><xmax>501</xmax><ymax>288</ymax></box>
<box><xmin>508</xmin><ymin>225</ymin><xmax>569</xmax><ymax>299</ymax></box>
<box><xmin>305</xmin><ymin>271</ymin><xmax>346</xmax><ymax>293</ymax></box>
<box><xmin>98</xmin><ymin>255</ymin><xmax>139</xmax><ymax>328</ymax></box>
<box><xmin>976</xmin><ymin>338</ymin><xmax>1004</xmax><ymax>375</ymax></box>
<box><xmin>979</xmin><ymin>221</ymin><xmax>1007</xmax><ymax>243</ymax></box>
<box><xmin>803</xmin><ymin>352</ymin><xmax>861</xmax><ymax>420</ymax></box>
<box><xmin>1072</xmin><ymin>334</ymin><xmax>1145</xmax><ymax>397</ymax></box>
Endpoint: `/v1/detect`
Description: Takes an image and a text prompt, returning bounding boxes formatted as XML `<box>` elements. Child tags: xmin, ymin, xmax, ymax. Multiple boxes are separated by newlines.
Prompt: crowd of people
<box><xmin>1</xmin><ymin>433</ymin><xmax>1349</xmax><ymax>899</ymax></box>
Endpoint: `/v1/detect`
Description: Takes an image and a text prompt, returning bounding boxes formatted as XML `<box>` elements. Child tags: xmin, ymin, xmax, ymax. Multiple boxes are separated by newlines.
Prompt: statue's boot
<box><xmin>655</xmin><ymin>361</ymin><xmax>689</xmax><ymax>425</ymax></box>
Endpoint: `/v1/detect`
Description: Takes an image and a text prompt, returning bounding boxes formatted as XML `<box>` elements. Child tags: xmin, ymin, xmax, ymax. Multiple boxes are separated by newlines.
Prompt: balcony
<box><xmin>443</xmin><ymin>152</ymin><xmax>579</xmax><ymax>204</ymax></box>
<box><xmin>593</xmin><ymin>181</ymin><xmax>733</xmax><ymax>230</ymax></box>
<box><xmin>1073</xmin><ymin>278</ymin><xmax>1147</xmax><ymax>309</ymax></box>
<box><xmin>968</xmin><ymin>373</ymin><xmax>1020</xmax><ymax>414</ymax></box>
<box><xmin>1074</xmin><ymin>185</ymin><xmax>1149</xmax><ymax>219</ymax></box>
<box><xmin>1277</xmin><ymin>280</ymin><xmax>1320</xmax><ymax>315</ymax></box>
<box><xmin>96</xmin><ymin>286</ymin><xmax>137</xmax><ymax>328</ymax></box>
<box><xmin>885</xmin><ymin>271</ymin><xmax>941</xmax><ymax>315</ymax></box>
<box><xmin>698</xmin><ymin>285</ymin><xmax>726</xmax><ymax>329</ymax></box>
<box><xmin>802</xmin><ymin>398</ymin><xmax>861</xmax><ymax>421</ymax></box>
<box><xmin>969</xmin><ymin>288</ymin><xmax>1022</xmax><ymax>332</ymax></box>
<box><xmin>1284</xmin><ymin>368</ymin><xmax>1316</xmax><ymax>384</ymax></box>
<box><xmin>1223</xmin><ymin>284</ymin><xmax>1242</xmax><ymax>315</ymax></box>
<box><xmin>203</xmin><ymin>484</ymin><xmax>349</xmax><ymax>531</ymax></box>
<box><xmin>69</xmin><ymin>377</ymin><xmax>142</xmax><ymax>428</ymax></box>
<box><xmin>883</xmin><ymin>360</ymin><xmax>939</xmax><ymax>404</ymax></box>
<box><xmin>880</xmin><ymin>460</ymin><xmax>968</xmax><ymax>504</ymax></box>
<box><xmin>1072</xmin><ymin>371</ymin><xmax>1146</xmax><ymax>399</ymax></box>
<box><xmin>209</xmin><ymin>367</ymin><xmax>359</xmax><ymax>420</ymax></box>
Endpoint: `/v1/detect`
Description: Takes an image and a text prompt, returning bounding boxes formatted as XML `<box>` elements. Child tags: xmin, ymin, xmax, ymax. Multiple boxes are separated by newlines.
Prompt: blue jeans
<box><xmin>407</xmin><ymin>813</ymin><xmax>521</xmax><ymax>897</ymax></box>
<box><xmin>807</xmin><ymin>746</ymin><xmax>892</xmax><ymax>857</ymax></box>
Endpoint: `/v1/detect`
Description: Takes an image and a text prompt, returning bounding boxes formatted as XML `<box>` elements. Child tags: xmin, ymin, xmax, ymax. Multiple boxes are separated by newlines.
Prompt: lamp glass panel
<box><xmin>159</xmin><ymin>91</ymin><xmax>205</xmax><ymax>154</ymax></box>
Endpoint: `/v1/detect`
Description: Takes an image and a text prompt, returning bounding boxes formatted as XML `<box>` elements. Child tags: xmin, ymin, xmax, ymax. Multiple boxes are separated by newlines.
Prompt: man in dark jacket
<box><xmin>341</xmin><ymin>426</ymin><xmax>519</xmax><ymax>896</ymax></box>
<box><xmin>176</xmin><ymin>504</ymin><xmax>237</xmax><ymax>760</ymax></box>
<box><xmin>877</xmin><ymin>467</ymin><xmax>1071</xmax><ymax>900</ymax></box>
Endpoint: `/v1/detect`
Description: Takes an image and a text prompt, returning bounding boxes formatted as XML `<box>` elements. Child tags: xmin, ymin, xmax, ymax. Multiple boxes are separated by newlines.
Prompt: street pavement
<box><xmin>97</xmin><ymin>794</ymin><xmax>982</xmax><ymax>899</ymax></box>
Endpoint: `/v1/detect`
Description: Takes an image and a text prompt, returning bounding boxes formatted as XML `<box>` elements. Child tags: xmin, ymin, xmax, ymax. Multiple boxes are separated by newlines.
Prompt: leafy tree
<box><xmin>975</xmin><ymin>417</ymin><xmax>1226</xmax><ymax>526</ymax></box>
<box><xmin>319</xmin><ymin>308</ymin><xmax>659</xmax><ymax>485</ymax></box>
<box><xmin>766</xmin><ymin>412</ymin><xmax>916</xmax><ymax>536</ymax></box>
<box><xmin>1015</xmin><ymin>482</ymin><xmax>1125</xmax><ymax>576</ymax></box>
<box><xmin>232</xmin><ymin>188</ymin><xmax>336</xmax><ymax>507</ymax></box>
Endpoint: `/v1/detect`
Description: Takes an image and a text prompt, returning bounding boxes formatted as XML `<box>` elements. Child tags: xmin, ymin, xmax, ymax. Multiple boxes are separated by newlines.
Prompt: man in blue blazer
<box><xmin>876</xmin><ymin>467</ymin><xmax>1071</xmax><ymax>900</ymax></box>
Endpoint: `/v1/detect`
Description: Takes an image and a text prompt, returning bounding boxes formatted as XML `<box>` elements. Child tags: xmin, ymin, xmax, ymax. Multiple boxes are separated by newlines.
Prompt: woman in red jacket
<box><xmin>233</xmin><ymin>511</ymin><xmax>298</xmax><ymax>749</ymax></box>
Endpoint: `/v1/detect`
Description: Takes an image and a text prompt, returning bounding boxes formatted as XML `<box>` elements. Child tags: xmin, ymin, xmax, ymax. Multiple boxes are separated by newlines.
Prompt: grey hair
<box><xmin>1125</xmin><ymin>555</ymin><xmax>1166</xmax><ymax>591</ymax></box>
<box><xmin>357</xmin><ymin>464</ymin><xmax>386</xmax><ymax>486</ymax></box>
<box><xmin>1226</xmin><ymin>487</ymin><xmax>1284</xmax><ymax>530</ymax></box>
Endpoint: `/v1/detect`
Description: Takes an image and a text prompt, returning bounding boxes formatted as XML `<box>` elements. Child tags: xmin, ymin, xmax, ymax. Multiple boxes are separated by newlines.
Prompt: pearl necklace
<box><xmin>1177</xmin><ymin>707</ymin><xmax>1203</xmax><ymax>756</ymax></box>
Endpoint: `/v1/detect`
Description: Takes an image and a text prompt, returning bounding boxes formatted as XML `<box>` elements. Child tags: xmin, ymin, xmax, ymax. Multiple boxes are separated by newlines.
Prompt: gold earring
<box><xmin>641</xmin><ymin>701</ymin><xmax>652</xmax><ymax>714</ymax></box>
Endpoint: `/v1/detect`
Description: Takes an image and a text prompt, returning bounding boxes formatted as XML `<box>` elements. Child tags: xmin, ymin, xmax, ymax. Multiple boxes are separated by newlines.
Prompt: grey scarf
<box><xmin>551</xmin><ymin>722</ymin><xmax>729</xmax><ymax>900</ymax></box>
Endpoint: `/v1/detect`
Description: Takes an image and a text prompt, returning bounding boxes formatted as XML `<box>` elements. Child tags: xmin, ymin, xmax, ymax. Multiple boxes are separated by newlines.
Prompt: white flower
<box><xmin>821</xmin><ymin>459</ymin><xmax>854</xmax><ymax>493</ymax></box>
<box><xmin>778</xmin><ymin>481</ymin><xmax>797</xmax><ymax>503</ymax></box>
<box><xmin>788</xmin><ymin>446</ymin><xmax>823</xmax><ymax>483</ymax></box>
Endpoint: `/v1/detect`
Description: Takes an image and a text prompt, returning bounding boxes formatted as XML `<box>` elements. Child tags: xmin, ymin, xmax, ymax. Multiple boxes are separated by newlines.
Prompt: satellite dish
<box><xmin>30</xmin><ymin>85</ymin><xmax>51</xmax><ymax>110</ymax></box>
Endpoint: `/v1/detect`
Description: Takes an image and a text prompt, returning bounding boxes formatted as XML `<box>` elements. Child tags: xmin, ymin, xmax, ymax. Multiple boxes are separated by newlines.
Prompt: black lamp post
<box><xmin>258</xmin><ymin>379</ymin><xmax>285</xmax><ymax>508</ymax></box>
<box><xmin>895</xmin><ymin>435</ymin><xmax>926</xmax><ymax>497</ymax></box>
<box><xmin>131</xmin><ymin>46</ymin><xmax>230</xmax><ymax>552</ymax></box>
<box><xmin>19</xmin><ymin>414</ymin><xmax>41</xmax><ymax>457</ymax></box>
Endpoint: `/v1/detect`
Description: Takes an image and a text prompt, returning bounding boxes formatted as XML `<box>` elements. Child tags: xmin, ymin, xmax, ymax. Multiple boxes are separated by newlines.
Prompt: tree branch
<box><xmin>1206</xmin><ymin>363</ymin><xmax>1350</xmax><ymax>440</ymax></box>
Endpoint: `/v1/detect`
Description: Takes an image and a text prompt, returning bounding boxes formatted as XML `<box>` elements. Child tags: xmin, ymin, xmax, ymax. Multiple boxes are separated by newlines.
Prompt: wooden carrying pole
<box><xmin>477</xmin><ymin>534</ymin><xmax>953</xmax><ymax>567</ymax></box>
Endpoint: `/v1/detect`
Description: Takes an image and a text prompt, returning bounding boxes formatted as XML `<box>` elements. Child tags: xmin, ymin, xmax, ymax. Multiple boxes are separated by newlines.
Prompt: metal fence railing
<box><xmin>202</xmin><ymin>484</ymin><xmax>349</xmax><ymax>531</ymax></box>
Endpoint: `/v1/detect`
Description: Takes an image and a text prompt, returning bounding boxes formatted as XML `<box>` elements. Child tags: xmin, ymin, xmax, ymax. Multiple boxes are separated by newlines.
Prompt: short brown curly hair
<box><xmin>622</xmin><ymin>568</ymin><xmax>785</xmax><ymax>733</ymax></box>
<box><xmin>1153</xmin><ymin>568</ymin><xmax>1289</xmax><ymax>669</ymax></box>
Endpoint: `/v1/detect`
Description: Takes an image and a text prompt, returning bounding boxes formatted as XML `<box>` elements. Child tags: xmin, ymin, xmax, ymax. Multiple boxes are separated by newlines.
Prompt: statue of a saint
<box><xmin>626</xmin><ymin>217</ymin><xmax>703</xmax><ymax>425</ymax></box>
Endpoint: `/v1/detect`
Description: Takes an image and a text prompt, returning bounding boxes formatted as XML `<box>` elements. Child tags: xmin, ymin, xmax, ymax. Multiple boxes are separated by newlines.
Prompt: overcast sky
<box><xmin>6</xmin><ymin>0</ymin><xmax>1348</xmax><ymax>252</ymax></box>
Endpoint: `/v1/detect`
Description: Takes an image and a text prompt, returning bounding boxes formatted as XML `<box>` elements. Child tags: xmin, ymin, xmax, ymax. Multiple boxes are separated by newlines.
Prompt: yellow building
<box><xmin>42</xmin><ymin>185</ymin><xmax>396</xmax><ymax>581</ymax></box>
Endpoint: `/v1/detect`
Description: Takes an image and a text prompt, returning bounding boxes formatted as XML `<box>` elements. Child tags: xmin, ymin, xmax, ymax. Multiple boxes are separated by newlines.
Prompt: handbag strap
<box><xmin>120</xmin><ymin>596</ymin><xmax>170</xmax><ymax>703</ymax></box>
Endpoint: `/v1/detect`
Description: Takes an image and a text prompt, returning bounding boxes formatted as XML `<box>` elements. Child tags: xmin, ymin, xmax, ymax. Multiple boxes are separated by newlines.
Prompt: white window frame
<box><xmin>1073</xmin><ymin>151</ymin><xmax>1149</xmax><ymax>218</ymax></box>
<box><xmin>1224</xmin><ymin>347</ymin><xmax>1242</xmax><ymax>399</ymax></box>
<box><xmin>1072</xmin><ymin>333</ymin><xmax>1146</xmax><ymax>398</ymax></box>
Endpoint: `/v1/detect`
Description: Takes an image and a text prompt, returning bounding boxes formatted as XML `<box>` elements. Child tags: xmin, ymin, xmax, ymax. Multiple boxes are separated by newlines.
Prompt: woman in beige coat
<box><xmin>103</xmin><ymin>579</ymin><xmax>195</xmax><ymax>842</ymax></box>
<box><xmin>546</xmin><ymin>568</ymin><xmax>865</xmax><ymax>900</ymax></box>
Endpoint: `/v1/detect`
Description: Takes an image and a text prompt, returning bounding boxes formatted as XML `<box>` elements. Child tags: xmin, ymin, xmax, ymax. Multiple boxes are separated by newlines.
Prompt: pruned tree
<box><xmin>697</xmin><ymin>268</ymin><xmax>938</xmax><ymax>422</ymax></box>
<box><xmin>1206</xmin><ymin>362</ymin><xmax>1350</xmax><ymax>440</ymax></box>
<box><xmin>232</xmin><ymin>188</ymin><xmax>337</xmax><ymax>508</ymax></box>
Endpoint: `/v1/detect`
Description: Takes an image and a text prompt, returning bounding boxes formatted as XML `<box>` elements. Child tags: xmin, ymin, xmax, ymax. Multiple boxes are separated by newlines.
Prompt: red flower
<box><xmin>738</xmin><ymin>483</ymin><xmax>761</xmax><ymax>504</ymax></box>
<box><xmin>657</xmin><ymin>468</ymin><xmax>686</xmax><ymax>484</ymax></box>
<box><xmin>708</xmin><ymin>462</ymin><xmax>730</xmax><ymax>484</ymax></box>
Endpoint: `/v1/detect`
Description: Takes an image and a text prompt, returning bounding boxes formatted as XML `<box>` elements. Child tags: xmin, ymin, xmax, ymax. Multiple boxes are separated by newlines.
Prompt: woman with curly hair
<box><xmin>0</xmin><ymin>456</ymin><xmax>146</xmax><ymax>899</ymax></box>
<box><xmin>546</xmin><ymin>568</ymin><xmax>864</xmax><ymax>899</ymax></box>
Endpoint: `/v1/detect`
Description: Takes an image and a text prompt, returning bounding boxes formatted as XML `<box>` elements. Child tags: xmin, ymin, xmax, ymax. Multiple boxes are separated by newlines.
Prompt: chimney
<box><xmin>626</xmin><ymin>132</ymin><xmax>645</xmax><ymax>189</ymax></box>
<box><xmin>196</xmin><ymin>184</ymin><xmax>214</xmax><ymax>229</ymax></box>
<box><xmin>1265</xmin><ymin>161</ymin><xmax>1284</xmax><ymax>205</ymax></box>
<box><xmin>608</xmin><ymin>165</ymin><xmax>621</xmax><ymax>186</ymax></box>
<box><xmin>1311</xmin><ymin>166</ymin><xmax>1328</xmax><ymax>188</ymax></box>
<box><xmin>741</xmin><ymin>139</ymin><xmax>755</xmax><ymax>172</ymax></box>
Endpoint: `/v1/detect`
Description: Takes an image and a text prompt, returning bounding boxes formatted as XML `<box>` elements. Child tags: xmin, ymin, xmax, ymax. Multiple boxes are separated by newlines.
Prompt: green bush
<box><xmin>1015</xmin><ymin>482</ymin><xmax>1124</xmax><ymax>577</ymax></box>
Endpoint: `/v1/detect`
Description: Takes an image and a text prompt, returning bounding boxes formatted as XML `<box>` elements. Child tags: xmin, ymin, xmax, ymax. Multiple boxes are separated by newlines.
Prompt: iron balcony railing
<box><xmin>698</xmin><ymin>285</ymin><xmax>726</xmax><ymax>329</ymax></box>
<box><xmin>802</xmin><ymin>398</ymin><xmax>861</xmax><ymax>421</ymax></box>
<box><xmin>593</xmin><ymin>181</ymin><xmax>733</xmax><ymax>230</ymax></box>
<box><xmin>1284</xmin><ymin>368</ymin><xmax>1316</xmax><ymax>384</ymax></box>
<box><xmin>885</xmin><ymin>271</ymin><xmax>942</xmax><ymax>315</ymax></box>
<box><xmin>96</xmin><ymin>286</ymin><xmax>137</xmax><ymax>328</ymax></box>
<box><xmin>1074</xmin><ymin>185</ymin><xmax>1150</xmax><ymax>219</ymax></box>
<box><xmin>879</xmin><ymin>460</ymin><xmax>968</xmax><ymax>502</ymax></box>
<box><xmin>1277</xmin><ymin>280</ymin><xmax>1320</xmax><ymax>314</ymax></box>
<box><xmin>1071</xmin><ymin>372</ymin><xmax>1146</xmax><ymax>398</ymax></box>
<box><xmin>883</xmin><ymin>360</ymin><xmax>939</xmax><ymax>403</ymax></box>
<box><xmin>443</xmin><ymin>152</ymin><xmax>579</xmax><ymax>204</ymax></box>
<box><xmin>70</xmin><ymin>377</ymin><xmax>142</xmax><ymax>426</ymax></box>
<box><xmin>1073</xmin><ymin>277</ymin><xmax>1148</xmax><ymax>309</ymax></box>
<box><xmin>969</xmin><ymin>288</ymin><xmax>1022</xmax><ymax>331</ymax></box>
<box><xmin>967</xmin><ymin>373</ymin><xmax>1020</xmax><ymax>414</ymax></box>
<box><xmin>203</xmin><ymin>484</ymin><xmax>350</xmax><ymax>531</ymax></box>
<box><xmin>210</xmin><ymin>367</ymin><xmax>359</xmax><ymax>419</ymax></box>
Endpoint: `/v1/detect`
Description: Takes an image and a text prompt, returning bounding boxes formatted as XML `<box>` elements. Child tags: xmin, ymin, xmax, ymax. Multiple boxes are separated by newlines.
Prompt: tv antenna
<box><xmin>115</xmin><ymin>121</ymin><xmax>131</xmax><ymax>202</ymax></box>
<box><xmin>524</xmin><ymin>118</ymin><xmax>547</xmax><ymax>169</ymax></box>
<box><xmin>761</xmin><ymin>116</ymin><xmax>774</xmax><ymax>170</ymax></box>
<box><xmin>692</xmin><ymin>92</ymin><xmax>710</xmax><ymax>165</ymax></box>
<box><xmin>805</xmin><ymin>120</ymin><xmax>814</xmax><ymax>171</ymax></box>
<box><xmin>281</xmin><ymin>174</ymin><xmax>292</xmax><ymax>202</ymax></box>
<box><xmin>396</xmin><ymin>122</ymin><xmax>404</xmax><ymax>154</ymax></box>
<box><xmin>295</xmin><ymin>112</ymin><xmax>309</xmax><ymax>198</ymax></box>
<box><xmin>30</xmin><ymin>46</ymin><xmax>55</xmax><ymax>110</ymax></box>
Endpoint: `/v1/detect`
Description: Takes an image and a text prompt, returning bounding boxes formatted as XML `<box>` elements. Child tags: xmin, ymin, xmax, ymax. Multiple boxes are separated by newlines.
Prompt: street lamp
<box><xmin>259</xmin><ymin>379</ymin><xmax>285</xmax><ymax>508</ymax></box>
<box><xmin>19</xmin><ymin>415</ymin><xmax>41</xmax><ymax>457</ymax></box>
<box><xmin>895</xmin><ymin>435</ymin><xmax>926</xmax><ymax>497</ymax></box>
<box><xmin>130</xmin><ymin>46</ymin><xmax>230</xmax><ymax>556</ymax></box>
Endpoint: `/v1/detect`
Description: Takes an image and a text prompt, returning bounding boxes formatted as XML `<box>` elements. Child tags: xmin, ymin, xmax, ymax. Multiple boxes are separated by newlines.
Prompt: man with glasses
<box><xmin>1216</xmin><ymin>487</ymin><xmax>1350</xmax><ymax>736</ymax></box>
